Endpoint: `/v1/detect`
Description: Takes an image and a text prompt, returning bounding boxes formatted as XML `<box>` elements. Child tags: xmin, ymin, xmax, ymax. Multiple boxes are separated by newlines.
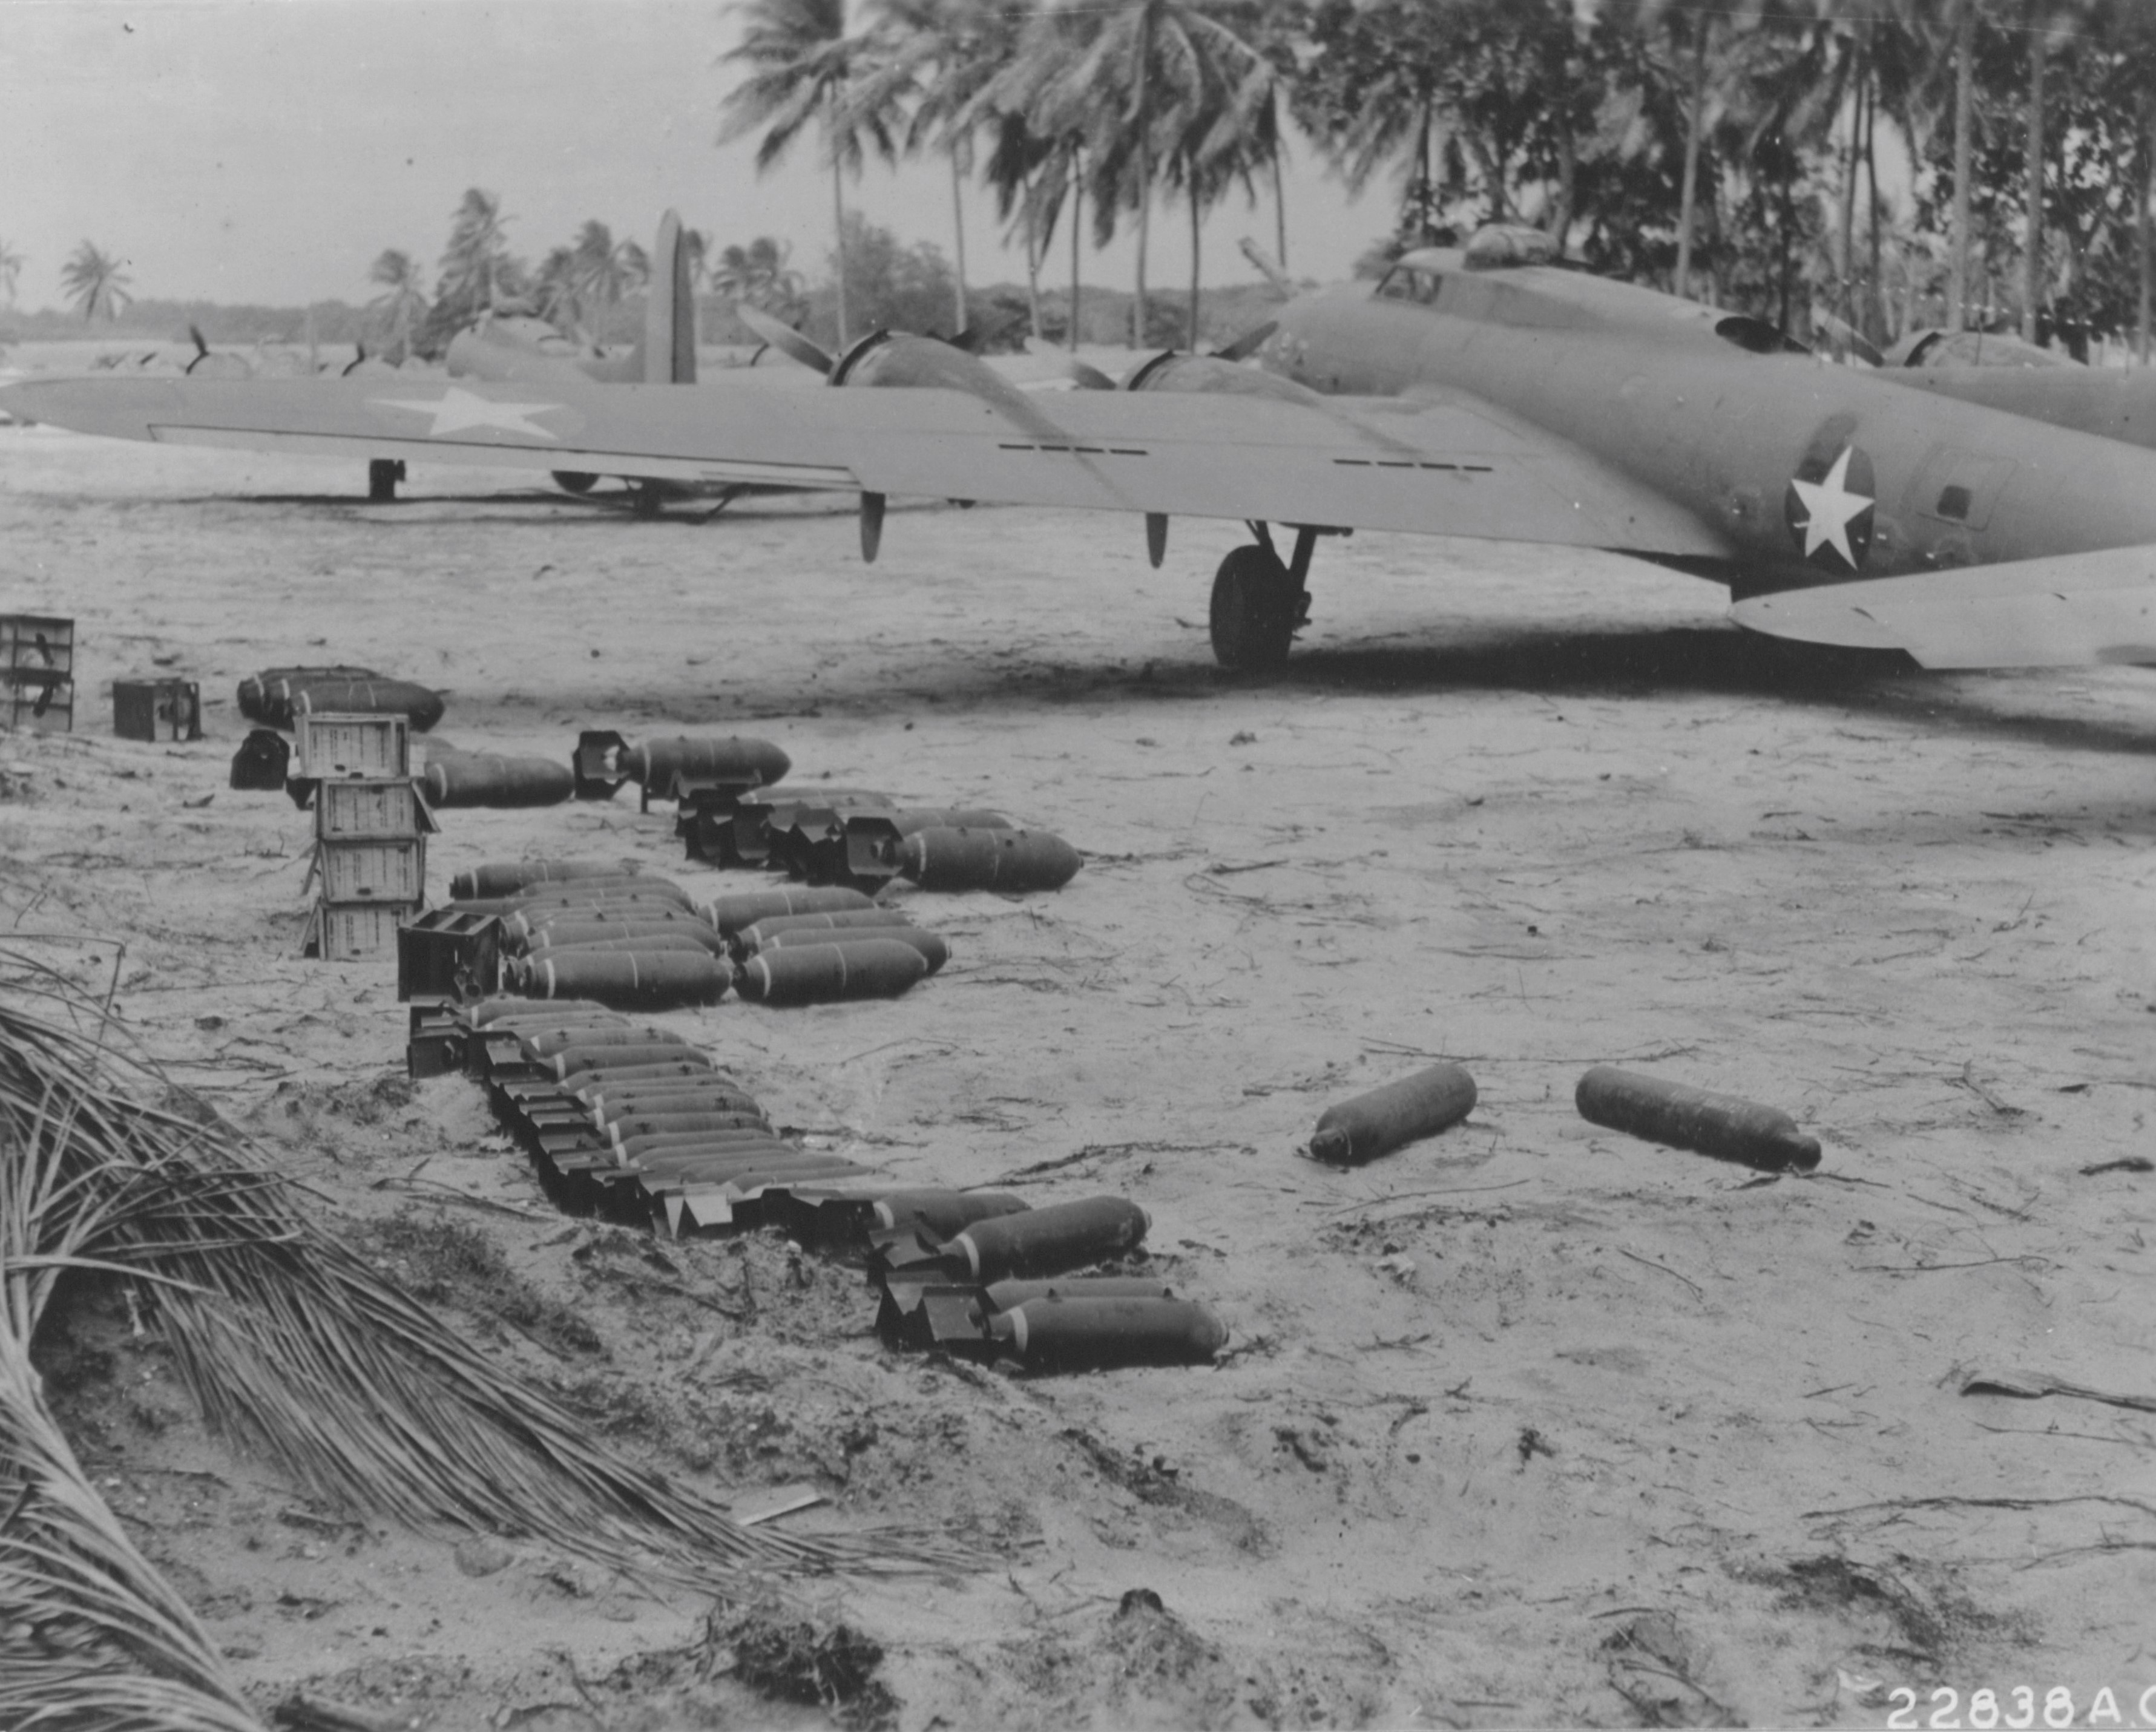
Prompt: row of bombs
<box><xmin>424</xmin><ymin>1000</ymin><xmax>1228</xmax><ymax>1371</ymax></box>
<box><xmin>1304</xmin><ymin>1060</ymin><xmax>1824</xmax><ymax>1173</ymax></box>
<box><xmin>452</xmin><ymin>865</ymin><xmax>955</xmax><ymax>1010</ymax></box>
<box><xmin>438</xmin><ymin>997</ymin><xmax>872</xmax><ymax>1227</ymax></box>
<box><xmin>863</xmin><ymin>1191</ymin><xmax>1228</xmax><ymax>1375</ymax></box>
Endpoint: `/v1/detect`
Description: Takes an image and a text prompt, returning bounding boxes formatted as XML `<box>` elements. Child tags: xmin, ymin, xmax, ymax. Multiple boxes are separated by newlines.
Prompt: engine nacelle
<box><xmin>829</xmin><ymin>330</ymin><xmax>1039</xmax><ymax>416</ymax></box>
<box><xmin>1122</xmin><ymin>352</ymin><xmax>1323</xmax><ymax>405</ymax></box>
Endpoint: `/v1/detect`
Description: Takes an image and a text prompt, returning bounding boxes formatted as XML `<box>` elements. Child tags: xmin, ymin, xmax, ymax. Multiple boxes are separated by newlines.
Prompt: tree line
<box><xmin>721</xmin><ymin>0</ymin><xmax>2156</xmax><ymax>361</ymax></box>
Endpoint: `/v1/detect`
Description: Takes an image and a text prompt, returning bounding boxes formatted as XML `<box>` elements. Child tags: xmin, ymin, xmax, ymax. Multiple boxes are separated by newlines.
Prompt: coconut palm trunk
<box><xmin>2022</xmin><ymin>27</ymin><xmax>2045</xmax><ymax>343</ymax></box>
<box><xmin>1131</xmin><ymin>3</ymin><xmax>1155</xmax><ymax>350</ymax></box>
<box><xmin>830</xmin><ymin>88</ymin><xmax>852</xmax><ymax>348</ymax></box>
<box><xmin>1188</xmin><ymin>147</ymin><xmax>1201</xmax><ymax>352</ymax></box>
<box><xmin>2140</xmin><ymin>95</ymin><xmax>2152</xmax><ymax>363</ymax></box>
<box><xmin>1274</xmin><ymin>149</ymin><xmax>1287</xmax><ymax>271</ymax></box>
<box><xmin>1675</xmin><ymin>18</ymin><xmax>1708</xmax><ymax>299</ymax></box>
<box><xmin>1951</xmin><ymin>0</ymin><xmax>1974</xmax><ymax>330</ymax></box>
<box><xmin>1071</xmin><ymin>142</ymin><xmax>1084</xmax><ymax>353</ymax></box>
<box><xmin>950</xmin><ymin>153</ymin><xmax>968</xmax><ymax>333</ymax></box>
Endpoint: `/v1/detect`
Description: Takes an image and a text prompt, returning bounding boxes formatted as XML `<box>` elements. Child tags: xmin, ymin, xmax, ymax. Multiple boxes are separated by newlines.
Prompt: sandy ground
<box><xmin>2</xmin><ymin>413</ymin><xmax>2154</xmax><ymax>1731</ymax></box>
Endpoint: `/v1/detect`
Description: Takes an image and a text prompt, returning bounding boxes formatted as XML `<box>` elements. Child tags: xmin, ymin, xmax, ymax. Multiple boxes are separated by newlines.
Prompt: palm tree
<box><xmin>365</xmin><ymin>249</ymin><xmax>430</xmax><ymax>356</ymax></box>
<box><xmin>436</xmin><ymin>188</ymin><xmax>520</xmax><ymax>319</ymax></box>
<box><xmin>853</xmin><ymin>0</ymin><xmax>1017</xmax><ymax>334</ymax></box>
<box><xmin>0</xmin><ymin>239</ymin><xmax>22</xmax><ymax>307</ymax></box>
<box><xmin>1292</xmin><ymin>0</ymin><xmax>1449</xmax><ymax>248</ymax></box>
<box><xmin>570</xmin><ymin>220</ymin><xmax>650</xmax><ymax>337</ymax></box>
<box><xmin>712</xmin><ymin>236</ymin><xmax>807</xmax><ymax>313</ymax></box>
<box><xmin>721</xmin><ymin>0</ymin><xmax>899</xmax><ymax>348</ymax></box>
<box><xmin>533</xmin><ymin>245</ymin><xmax>583</xmax><ymax>335</ymax></box>
<box><xmin>1007</xmin><ymin>0</ymin><xmax>1264</xmax><ymax>349</ymax></box>
<box><xmin>60</xmin><ymin>241</ymin><xmax>132</xmax><ymax>323</ymax></box>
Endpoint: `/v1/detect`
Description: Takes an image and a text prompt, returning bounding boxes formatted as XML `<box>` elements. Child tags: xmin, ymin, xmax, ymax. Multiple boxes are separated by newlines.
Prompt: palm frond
<box><xmin>0</xmin><ymin>954</ymin><xmax>977</xmax><ymax>1696</ymax></box>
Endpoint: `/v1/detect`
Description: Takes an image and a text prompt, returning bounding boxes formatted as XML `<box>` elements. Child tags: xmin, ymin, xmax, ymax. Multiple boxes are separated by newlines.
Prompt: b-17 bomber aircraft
<box><xmin>7</xmin><ymin>222</ymin><xmax>2156</xmax><ymax>672</ymax></box>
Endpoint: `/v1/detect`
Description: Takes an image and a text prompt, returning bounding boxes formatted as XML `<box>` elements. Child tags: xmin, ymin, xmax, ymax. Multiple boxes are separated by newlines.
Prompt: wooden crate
<box><xmin>1</xmin><ymin>614</ymin><xmax>74</xmax><ymax>733</ymax></box>
<box><xmin>295</xmin><ymin>710</ymin><xmax>409</xmax><ymax>779</ymax></box>
<box><xmin>306</xmin><ymin>900</ymin><xmax>410</xmax><ymax>960</ymax></box>
<box><xmin>314</xmin><ymin>777</ymin><xmax>435</xmax><ymax>840</ymax></box>
<box><xmin>312</xmin><ymin>836</ymin><xmax>426</xmax><ymax>904</ymax></box>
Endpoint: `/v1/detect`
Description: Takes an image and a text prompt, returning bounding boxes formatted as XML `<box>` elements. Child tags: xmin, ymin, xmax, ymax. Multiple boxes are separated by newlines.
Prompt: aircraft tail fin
<box><xmin>1730</xmin><ymin>547</ymin><xmax>2156</xmax><ymax>668</ymax></box>
<box><xmin>639</xmin><ymin>210</ymin><xmax>698</xmax><ymax>385</ymax></box>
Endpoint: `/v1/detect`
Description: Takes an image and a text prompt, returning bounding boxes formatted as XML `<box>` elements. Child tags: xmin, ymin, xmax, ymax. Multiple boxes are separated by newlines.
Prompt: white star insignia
<box><xmin>1789</xmin><ymin>446</ymin><xmax>1872</xmax><ymax>568</ymax></box>
<box><xmin>367</xmin><ymin>385</ymin><xmax>561</xmax><ymax>441</ymax></box>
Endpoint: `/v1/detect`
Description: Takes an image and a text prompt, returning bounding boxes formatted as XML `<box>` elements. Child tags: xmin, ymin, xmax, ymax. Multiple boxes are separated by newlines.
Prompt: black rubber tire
<box><xmin>553</xmin><ymin>470</ymin><xmax>599</xmax><ymax>494</ymax></box>
<box><xmin>1209</xmin><ymin>544</ymin><xmax>1298</xmax><ymax>672</ymax></box>
<box><xmin>367</xmin><ymin>458</ymin><xmax>404</xmax><ymax>502</ymax></box>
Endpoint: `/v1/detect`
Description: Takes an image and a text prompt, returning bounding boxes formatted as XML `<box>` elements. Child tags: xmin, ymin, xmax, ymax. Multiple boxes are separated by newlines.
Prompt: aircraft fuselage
<box><xmin>1258</xmin><ymin>261</ymin><xmax>2156</xmax><ymax>595</ymax></box>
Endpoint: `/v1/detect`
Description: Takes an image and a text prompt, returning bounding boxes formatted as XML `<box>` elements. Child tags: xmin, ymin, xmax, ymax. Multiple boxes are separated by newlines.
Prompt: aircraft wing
<box><xmin>0</xmin><ymin>371</ymin><xmax>1730</xmax><ymax>559</ymax></box>
<box><xmin>1730</xmin><ymin>546</ymin><xmax>2156</xmax><ymax>668</ymax></box>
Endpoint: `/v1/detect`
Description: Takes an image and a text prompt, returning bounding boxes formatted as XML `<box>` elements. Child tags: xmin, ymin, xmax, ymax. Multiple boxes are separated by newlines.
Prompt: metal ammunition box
<box><xmin>111</xmin><ymin>676</ymin><xmax>202</xmax><ymax>742</ymax></box>
<box><xmin>395</xmin><ymin>907</ymin><xmax>502</xmax><ymax>1002</ymax></box>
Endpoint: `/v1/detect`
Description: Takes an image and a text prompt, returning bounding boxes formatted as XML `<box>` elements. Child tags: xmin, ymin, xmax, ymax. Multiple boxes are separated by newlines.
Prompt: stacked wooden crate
<box><xmin>298</xmin><ymin>709</ymin><xmax>435</xmax><ymax>959</ymax></box>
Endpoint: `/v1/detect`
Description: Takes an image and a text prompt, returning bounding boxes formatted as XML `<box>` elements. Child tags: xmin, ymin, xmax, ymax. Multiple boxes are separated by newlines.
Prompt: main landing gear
<box><xmin>1209</xmin><ymin>523</ymin><xmax>1320</xmax><ymax>672</ymax></box>
<box><xmin>367</xmin><ymin>458</ymin><xmax>406</xmax><ymax>503</ymax></box>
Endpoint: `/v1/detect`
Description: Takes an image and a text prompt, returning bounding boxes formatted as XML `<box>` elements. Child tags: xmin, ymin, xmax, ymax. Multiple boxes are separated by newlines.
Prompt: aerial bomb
<box><xmin>870</xmin><ymin>1190</ymin><xmax>1029</xmax><ymax>1239</ymax></box>
<box><xmin>1575</xmin><ymin>1066</ymin><xmax>1822</xmax><ymax>1172</ymax></box>
<box><xmin>945</xmin><ymin>1196</ymin><xmax>1149</xmax><ymax>1282</ymax></box>
<box><xmin>463</xmin><ymin>996</ymin><xmax>618</xmax><ymax>1026</ymax></box>
<box><xmin>1309</xmin><ymin>1062</ymin><xmax>1478</xmax><ymax>1165</ymax></box>
<box><xmin>421</xmin><ymin>753</ymin><xmax>574</xmax><ymax>808</ymax></box>
<box><xmin>597</xmin><ymin>1109</ymin><xmax>771</xmax><ymax>1140</ymax></box>
<box><xmin>736</xmin><ymin>939</ymin><xmax>928</xmax><ymax>1006</ymax></box>
<box><xmin>508</xmin><ymin>914</ymin><xmax>720</xmax><ymax>952</ymax></box>
<box><xmin>732</xmin><ymin>907</ymin><xmax>915</xmax><ymax>954</ymax></box>
<box><xmin>622</xmin><ymin>735</ymin><xmax>791</xmax><ymax>793</ymax></box>
<box><xmin>554</xmin><ymin>1057</ymin><xmax>720</xmax><ymax>1086</ymax></box>
<box><xmin>239</xmin><ymin>665</ymin><xmax>378</xmax><ymax>726</ymax></box>
<box><xmin>984</xmin><ymin>1276</ymin><xmax>1177</xmax><ymax>1310</ymax></box>
<box><xmin>277</xmin><ymin>674</ymin><xmax>445</xmax><ymax>731</ymax></box>
<box><xmin>521</xmin><ymin>951</ymin><xmax>731</xmax><ymax>1010</ymax></box>
<box><xmin>549</xmin><ymin>1041</ymin><xmax>720</xmax><ymax>1080</ymax></box>
<box><xmin>510</xmin><ymin>876</ymin><xmax>693</xmax><ymax>908</ymax></box>
<box><xmin>898</xmin><ymin>826</ymin><xmax>1082</xmax><ymax>893</ymax></box>
<box><xmin>517</xmin><ymin>1023</ymin><xmax>692</xmax><ymax>1059</ymax></box>
<box><xmin>987</xmin><ymin>1296</ymin><xmax>1227</xmax><ymax>1373</ymax></box>
<box><xmin>577</xmin><ymin>1082</ymin><xmax>762</xmax><ymax>1115</ymax></box>
<box><xmin>453</xmin><ymin>861</ymin><xmax>631</xmax><ymax>899</ymax></box>
<box><xmin>524</xmin><ymin>930</ymin><xmax>720</xmax><ymax>960</ymax></box>
<box><xmin>701</xmin><ymin>885</ymin><xmax>876</xmax><ymax>936</ymax></box>
<box><xmin>758</xmin><ymin>926</ymin><xmax>949</xmax><ymax>975</ymax></box>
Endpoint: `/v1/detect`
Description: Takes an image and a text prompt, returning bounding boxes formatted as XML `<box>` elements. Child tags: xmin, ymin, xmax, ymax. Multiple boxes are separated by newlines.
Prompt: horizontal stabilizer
<box><xmin>1730</xmin><ymin>547</ymin><xmax>2156</xmax><ymax>668</ymax></box>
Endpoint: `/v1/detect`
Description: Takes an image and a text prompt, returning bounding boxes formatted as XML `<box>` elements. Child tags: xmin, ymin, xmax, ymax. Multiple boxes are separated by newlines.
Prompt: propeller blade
<box><xmin>1211</xmin><ymin>320</ymin><xmax>1278</xmax><ymax>364</ymax></box>
<box><xmin>1146</xmin><ymin>513</ymin><xmax>1169</xmax><ymax>569</ymax></box>
<box><xmin>734</xmin><ymin>302</ymin><xmax>835</xmax><ymax>376</ymax></box>
<box><xmin>1065</xmin><ymin>359</ymin><xmax>1119</xmax><ymax>390</ymax></box>
<box><xmin>860</xmin><ymin>491</ymin><xmax>886</xmax><ymax>563</ymax></box>
<box><xmin>1238</xmin><ymin>237</ymin><xmax>1293</xmax><ymax>297</ymax></box>
<box><xmin>1815</xmin><ymin>310</ymin><xmax>1884</xmax><ymax>369</ymax></box>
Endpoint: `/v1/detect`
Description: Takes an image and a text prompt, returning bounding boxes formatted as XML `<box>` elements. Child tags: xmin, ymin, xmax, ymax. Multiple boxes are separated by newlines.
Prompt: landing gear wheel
<box><xmin>367</xmin><ymin>458</ymin><xmax>405</xmax><ymax>503</ymax></box>
<box><xmin>552</xmin><ymin>470</ymin><xmax>598</xmax><ymax>495</ymax></box>
<box><xmin>1209</xmin><ymin>543</ymin><xmax>1300</xmax><ymax>672</ymax></box>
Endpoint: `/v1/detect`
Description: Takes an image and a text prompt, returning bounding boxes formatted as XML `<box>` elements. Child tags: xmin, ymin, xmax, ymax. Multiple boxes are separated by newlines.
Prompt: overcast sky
<box><xmin>2</xmin><ymin>0</ymin><xmax>1395</xmax><ymax>314</ymax></box>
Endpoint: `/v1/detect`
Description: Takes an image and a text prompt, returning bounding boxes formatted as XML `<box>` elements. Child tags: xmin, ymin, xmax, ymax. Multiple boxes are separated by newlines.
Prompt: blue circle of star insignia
<box><xmin>1783</xmin><ymin>443</ymin><xmax>1876</xmax><ymax>572</ymax></box>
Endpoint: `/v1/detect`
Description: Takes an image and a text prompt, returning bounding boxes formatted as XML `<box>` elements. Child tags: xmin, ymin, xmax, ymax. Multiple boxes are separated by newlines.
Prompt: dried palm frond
<box><xmin>2</xmin><ymin>1063</ymin><xmax>262</xmax><ymax>1727</ymax></box>
<box><xmin>0</xmin><ymin>956</ymin><xmax>974</xmax><ymax>1666</ymax></box>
